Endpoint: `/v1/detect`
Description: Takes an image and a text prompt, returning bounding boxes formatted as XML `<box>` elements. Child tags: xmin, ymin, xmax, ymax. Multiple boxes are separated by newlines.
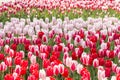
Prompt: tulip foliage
<box><xmin>1</xmin><ymin>0</ymin><xmax>120</xmax><ymax>80</ymax></box>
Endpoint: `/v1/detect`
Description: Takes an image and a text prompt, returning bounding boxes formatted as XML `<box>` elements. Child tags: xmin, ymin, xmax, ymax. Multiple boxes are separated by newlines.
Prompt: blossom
<box><xmin>38</xmin><ymin>31</ymin><xmax>44</xmax><ymax>39</ymax></box>
<box><xmin>4</xmin><ymin>57</ymin><xmax>12</xmax><ymax>67</ymax></box>
<box><xmin>0</xmin><ymin>62</ymin><xmax>7</xmax><ymax>71</ymax></box>
<box><xmin>4</xmin><ymin>74</ymin><xmax>14</xmax><ymax>80</ymax></box>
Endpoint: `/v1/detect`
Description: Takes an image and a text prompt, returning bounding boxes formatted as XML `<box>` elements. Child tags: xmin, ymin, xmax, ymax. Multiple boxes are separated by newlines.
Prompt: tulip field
<box><xmin>1</xmin><ymin>0</ymin><xmax>120</xmax><ymax>80</ymax></box>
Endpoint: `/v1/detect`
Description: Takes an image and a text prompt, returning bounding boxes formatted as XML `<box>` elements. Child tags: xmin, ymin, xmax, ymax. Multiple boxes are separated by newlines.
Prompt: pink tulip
<box><xmin>8</xmin><ymin>49</ymin><xmax>14</xmax><ymax>57</ymax></box>
<box><xmin>30</xmin><ymin>55</ymin><xmax>36</xmax><ymax>64</ymax></box>
<box><xmin>70</xmin><ymin>60</ymin><xmax>78</xmax><ymax>71</ymax></box>
<box><xmin>93</xmin><ymin>59</ymin><xmax>99</xmax><ymax>67</ymax></box>
<box><xmin>14</xmin><ymin>65</ymin><xmax>21</xmax><ymax>75</ymax></box>
<box><xmin>4</xmin><ymin>45</ymin><xmax>10</xmax><ymax>53</ymax></box>
<box><xmin>39</xmin><ymin>69</ymin><xmax>46</xmax><ymax>79</ymax></box>
<box><xmin>53</xmin><ymin>65</ymin><xmax>59</xmax><ymax>75</ymax></box>
<box><xmin>4</xmin><ymin>57</ymin><xmax>12</xmax><ymax>67</ymax></box>
<box><xmin>0</xmin><ymin>62</ymin><xmax>7</xmax><ymax>72</ymax></box>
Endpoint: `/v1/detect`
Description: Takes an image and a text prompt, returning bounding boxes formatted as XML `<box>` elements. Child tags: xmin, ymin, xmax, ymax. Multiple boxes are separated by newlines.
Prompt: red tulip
<box><xmin>16</xmin><ymin>76</ymin><xmax>23</xmax><ymax>80</ymax></box>
<box><xmin>107</xmin><ymin>50</ymin><xmax>115</xmax><ymax>58</ymax></box>
<box><xmin>98</xmin><ymin>58</ymin><xmax>105</xmax><ymax>66</ymax></box>
<box><xmin>117</xmin><ymin>74</ymin><xmax>120</xmax><ymax>80</ymax></box>
<box><xmin>5</xmin><ymin>38</ymin><xmax>10</xmax><ymax>44</ymax></box>
<box><xmin>89</xmin><ymin>35</ymin><xmax>97</xmax><ymax>43</ymax></box>
<box><xmin>43</xmin><ymin>59</ymin><xmax>50</xmax><ymax>68</ymax></box>
<box><xmin>30</xmin><ymin>63</ymin><xmax>39</xmax><ymax>73</ymax></box>
<box><xmin>35</xmin><ymin>38</ymin><xmax>41</xmax><ymax>44</ymax></box>
<box><xmin>46</xmin><ymin>66</ymin><xmax>54</xmax><ymax>76</ymax></box>
<box><xmin>20</xmin><ymin>67</ymin><xmax>27</xmax><ymax>75</ymax></box>
<box><xmin>90</xmin><ymin>53</ymin><xmax>98</xmax><ymax>59</ymax></box>
<box><xmin>62</xmin><ymin>68</ymin><xmax>69</xmax><ymax>77</ymax></box>
<box><xmin>113</xmin><ymin>33</ymin><xmax>120</xmax><ymax>40</ymax></box>
<box><xmin>79</xmin><ymin>30</ymin><xmax>85</xmax><ymax>39</ymax></box>
<box><xmin>20</xmin><ymin>60</ymin><xmax>28</xmax><ymax>68</ymax></box>
<box><xmin>52</xmin><ymin>51</ymin><xmax>60</xmax><ymax>58</ymax></box>
<box><xmin>107</xmin><ymin>42</ymin><xmax>110</xmax><ymax>49</ymax></box>
<box><xmin>90</xmin><ymin>48</ymin><xmax>97</xmax><ymax>53</ymax></box>
<box><xmin>0</xmin><ymin>53</ymin><xmax>4</xmax><ymax>60</ymax></box>
<box><xmin>72</xmin><ymin>51</ymin><xmax>77</xmax><ymax>60</ymax></box>
<box><xmin>14</xmin><ymin>56</ymin><xmax>22</xmax><ymax>65</ymax></box>
<box><xmin>32</xmin><ymin>70</ymin><xmax>39</xmax><ymax>79</ymax></box>
<box><xmin>65</xmin><ymin>77</ymin><xmax>73</xmax><ymax>80</ymax></box>
<box><xmin>58</xmin><ymin>44</ymin><xmax>63</xmax><ymax>51</ymax></box>
<box><xmin>27</xmin><ymin>75</ymin><xmax>37</xmax><ymax>80</ymax></box>
<box><xmin>78</xmin><ymin>46</ymin><xmax>84</xmax><ymax>57</ymax></box>
<box><xmin>50</xmin><ymin>77</ymin><xmax>56</xmax><ymax>80</ymax></box>
<box><xmin>11</xmin><ymin>43</ymin><xmax>17</xmax><ymax>51</ymax></box>
<box><xmin>105</xmin><ymin>60</ymin><xmax>112</xmax><ymax>68</ymax></box>
<box><xmin>50</xmin><ymin>55</ymin><xmax>57</xmax><ymax>62</ymax></box>
<box><xmin>15</xmin><ymin>52</ymin><xmax>23</xmax><ymax>58</ymax></box>
<box><xmin>24</xmin><ymin>44</ymin><xmax>30</xmax><ymax>51</ymax></box>
<box><xmin>105</xmin><ymin>67</ymin><xmax>111</xmax><ymax>77</ymax></box>
<box><xmin>42</xmin><ymin>35</ymin><xmax>48</xmax><ymax>43</ymax></box>
<box><xmin>4</xmin><ymin>74</ymin><xmax>14</xmax><ymax>80</ymax></box>
<box><xmin>38</xmin><ymin>31</ymin><xmax>44</xmax><ymax>39</ymax></box>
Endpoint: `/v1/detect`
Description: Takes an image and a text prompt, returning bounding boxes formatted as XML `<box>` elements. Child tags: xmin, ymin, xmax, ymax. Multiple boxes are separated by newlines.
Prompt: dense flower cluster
<box><xmin>0</xmin><ymin>0</ymin><xmax>120</xmax><ymax>23</ymax></box>
<box><xmin>0</xmin><ymin>17</ymin><xmax>120</xmax><ymax>80</ymax></box>
<box><xmin>0</xmin><ymin>0</ymin><xmax>120</xmax><ymax>80</ymax></box>
<box><xmin>0</xmin><ymin>0</ymin><xmax>120</xmax><ymax>12</ymax></box>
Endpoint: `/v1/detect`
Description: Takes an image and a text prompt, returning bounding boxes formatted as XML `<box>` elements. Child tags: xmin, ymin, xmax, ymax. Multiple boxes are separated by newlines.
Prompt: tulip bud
<box><xmin>30</xmin><ymin>63</ymin><xmax>39</xmax><ymax>74</ymax></box>
<box><xmin>30</xmin><ymin>55</ymin><xmax>36</xmax><ymax>64</ymax></box>
<box><xmin>4</xmin><ymin>74</ymin><xmax>14</xmax><ymax>80</ymax></box>
<box><xmin>0</xmin><ymin>62</ymin><xmax>7</xmax><ymax>71</ymax></box>
<box><xmin>4</xmin><ymin>45</ymin><xmax>10</xmax><ymax>53</ymax></box>
<box><xmin>53</xmin><ymin>65</ymin><xmax>59</xmax><ymax>75</ymax></box>
<box><xmin>58</xmin><ymin>64</ymin><xmax>64</xmax><ymax>74</ymax></box>
<box><xmin>27</xmin><ymin>75</ymin><xmax>36</xmax><ymax>80</ymax></box>
<box><xmin>14</xmin><ymin>65</ymin><xmax>21</xmax><ymax>75</ymax></box>
<box><xmin>65</xmin><ymin>57</ymin><xmax>72</xmax><ymax>67</ymax></box>
<box><xmin>42</xmin><ymin>35</ymin><xmax>48</xmax><ymax>43</ymax></box>
<box><xmin>116</xmin><ymin>74</ymin><xmax>120</xmax><ymax>80</ymax></box>
<box><xmin>43</xmin><ymin>59</ymin><xmax>50</xmax><ymax>68</ymax></box>
<box><xmin>28</xmin><ymin>52</ymin><xmax>33</xmax><ymax>59</ymax></box>
<box><xmin>12</xmin><ymin>72</ymin><xmax>18</xmax><ymax>80</ymax></box>
<box><xmin>93</xmin><ymin>59</ymin><xmax>99</xmax><ymax>67</ymax></box>
<box><xmin>8</xmin><ymin>49</ymin><xmax>14</xmax><ymax>57</ymax></box>
<box><xmin>39</xmin><ymin>69</ymin><xmax>46</xmax><ymax>80</ymax></box>
<box><xmin>46</xmin><ymin>66</ymin><xmax>54</xmax><ymax>76</ymax></box>
<box><xmin>0</xmin><ymin>53</ymin><xmax>4</xmax><ymax>60</ymax></box>
<box><xmin>77</xmin><ymin>64</ymin><xmax>83</xmax><ymax>74</ymax></box>
<box><xmin>70</xmin><ymin>60</ymin><xmax>78</xmax><ymax>71</ymax></box>
<box><xmin>105</xmin><ymin>67</ymin><xmax>111</xmax><ymax>77</ymax></box>
<box><xmin>4</xmin><ymin>57</ymin><xmax>12</xmax><ymax>67</ymax></box>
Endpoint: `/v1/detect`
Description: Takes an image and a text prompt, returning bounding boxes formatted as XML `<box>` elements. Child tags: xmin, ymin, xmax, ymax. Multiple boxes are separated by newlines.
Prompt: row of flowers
<box><xmin>0</xmin><ymin>17</ymin><xmax>120</xmax><ymax>80</ymax></box>
<box><xmin>0</xmin><ymin>0</ymin><xmax>120</xmax><ymax>23</ymax></box>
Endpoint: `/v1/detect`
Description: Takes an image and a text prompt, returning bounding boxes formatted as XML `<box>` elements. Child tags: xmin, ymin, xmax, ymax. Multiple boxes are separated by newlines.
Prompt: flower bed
<box><xmin>1</xmin><ymin>0</ymin><xmax>120</xmax><ymax>80</ymax></box>
<box><xmin>0</xmin><ymin>17</ymin><xmax>119</xmax><ymax>80</ymax></box>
